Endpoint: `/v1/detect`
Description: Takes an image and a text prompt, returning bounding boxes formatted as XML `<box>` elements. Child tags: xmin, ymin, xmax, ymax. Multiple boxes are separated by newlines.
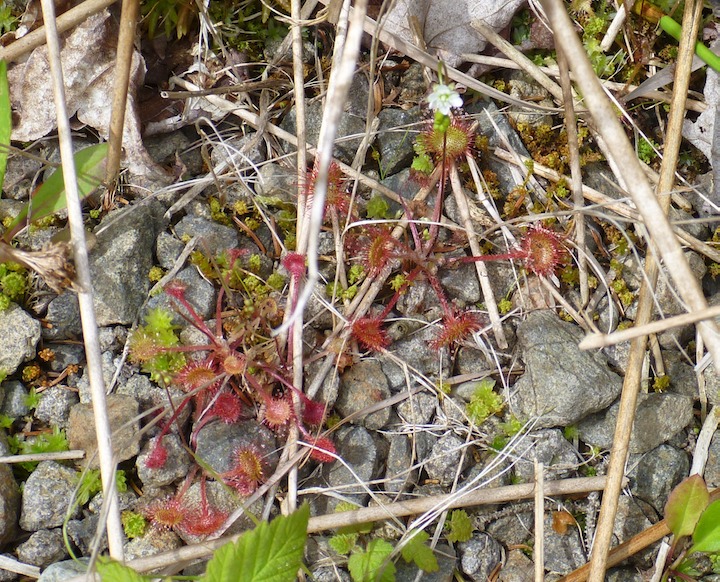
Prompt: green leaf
<box><xmin>203</xmin><ymin>503</ymin><xmax>309</xmax><ymax>582</ymax></box>
<box><xmin>0</xmin><ymin>60</ymin><xmax>10</xmax><ymax>193</ymax></box>
<box><xmin>689</xmin><ymin>500</ymin><xmax>720</xmax><ymax>555</ymax></box>
<box><xmin>445</xmin><ymin>509</ymin><xmax>473</xmax><ymax>543</ymax></box>
<box><xmin>347</xmin><ymin>539</ymin><xmax>395</xmax><ymax>582</ymax></box>
<box><xmin>329</xmin><ymin>532</ymin><xmax>358</xmax><ymax>555</ymax></box>
<box><xmin>401</xmin><ymin>531</ymin><xmax>438</xmax><ymax>573</ymax></box>
<box><xmin>96</xmin><ymin>557</ymin><xmax>145</xmax><ymax>582</ymax></box>
<box><xmin>3</xmin><ymin>143</ymin><xmax>108</xmax><ymax>241</ymax></box>
<box><xmin>664</xmin><ymin>475</ymin><xmax>709</xmax><ymax>539</ymax></box>
<box><xmin>366</xmin><ymin>195</ymin><xmax>390</xmax><ymax>220</ymax></box>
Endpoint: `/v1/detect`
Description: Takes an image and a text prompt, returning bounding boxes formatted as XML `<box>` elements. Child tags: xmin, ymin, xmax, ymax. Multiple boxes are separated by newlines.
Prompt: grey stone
<box><xmin>20</xmin><ymin>461</ymin><xmax>81</xmax><ymax>531</ymax></box>
<box><xmin>375</xmin><ymin>107</ymin><xmax>422</xmax><ymax>177</ymax></box>
<box><xmin>578</xmin><ymin>392</ymin><xmax>694</xmax><ymax>454</ymax></box>
<box><xmin>97</xmin><ymin>326</ymin><xmax>129</xmax><ymax>354</ymax></box>
<box><xmin>424</xmin><ymin>432</ymin><xmax>469</xmax><ymax>486</ymax></box>
<box><xmin>67</xmin><ymin>394</ymin><xmax>140</xmax><ymax>468</ymax></box>
<box><xmin>337</xmin><ymin>360</ymin><xmax>391</xmax><ymax>429</ymax></box>
<box><xmin>510</xmin><ymin>310</ymin><xmax>623</xmax><ymax>428</ymax></box>
<box><xmin>310</xmin><ymin>568</ymin><xmax>352</xmax><ymax>582</ymax></box>
<box><xmin>384</xmin><ymin>327</ymin><xmax>450</xmax><ymax>388</ymax></box>
<box><xmin>496</xmin><ymin>549</ymin><xmax>534</xmax><ymax>582</ymax></box>
<box><xmin>439</xmin><ymin>259</ymin><xmax>481</xmax><ymax>306</ymax></box>
<box><xmin>459</xmin><ymin>534</ymin><xmax>503</xmax><ymax>582</ymax></box>
<box><xmin>322</xmin><ymin>425</ymin><xmax>378</xmax><ymax>512</ymax></box>
<box><xmin>629</xmin><ymin>444</ymin><xmax>689</xmax><ymax>515</ymax></box>
<box><xmin>194</xmin><ymin>420</ymin><xmax>278</xmax><ymax>477</ymax></box>
<box><xmin>210</xmin><ymin>134</ymin><xmax>266</xmax><ymax>170</ymax></box>
<box><xmin>76</xmin><ymin>351</ymin><xmax>120</xmax><ymax>404</ymax></box>
<box><xmin>613</xmin><ymin>496</ymin><xmax>659</xmax><ymax>567</ymax></box>
<box><xmin>117</xmin><ymin>374</ymin><xmax>191</xmax><ymax>436</ymax></box>
<box><xmin>137</xmin><ymin>433</ymin><xmax>192</xmax><ymax>487</ymax></box>
<box><xmin>543</xmin><ymin>512</ymin><xmax>586</xmax><ymax>574</ymax></box>
<box><xmin>705</xmin><ymin>432</ymin><xmax>720</xmax><ymax>489</ymax></box>
<box><xmin>0</xmin><ymin>303</ymin><xmax>41</xmax><ymax>375</ymax></box>
<box><xmin>144</xmin><ymin>266</ymin><xmax>216</xmax><ymax>327</ymax></box>
<box><xmin>42</xmin><ymin>292</ymin><xmax>82</xmax><ymax>341</ymax></box>
<box><xmin>486</xmin><ymin>507</ymin><xmax>534</xmax><ymax>547</ymax></box>
<box><xmin>396</xmin><ymin>391</ymin><xmax>437</xmax><ymax>425</ymax></box>
<box><xmin>384</xmin><ymin>433</ymin><xmax>418</xmax><ymax>493</ymax></box>
<box><xmin>254</xmin><ymin>162</ymin><xmax>297</xmax><ymax>204</ymax></box>
<box><xmin>606</xmin><ymin>568</ymin><xmax>645</xmax><ymax>582</ymax></box>
<box><xmin>173</xmin><ymin>215</ymin><xmax>239</xmax><ymax>254</ymax></box>
<box><xmin>144</xmin><ymin>130</ymin><xmax>203</xmax><ymax>176</ymax></box>
<box><xmin>0</xmin><ymin>460</ymin><xmax>19</xmax><ymax>545</ymax></box>
<box><xmin>123</xmin><ymin>528</ymin><xmax>183</xmax><ymax>561</ymax></box>
<box><xmin>46</xmin><ymin>343</ymin><xmax>85</xmax><ymax>373</ymax></box>
<box><xmin>37</xmin><ymin>558</ymin><xmax>90</xmax><ymax>582</ymax></box>
<box><xmin>34</xmin><ymin>386</ymin><xmax>79</xmax><ymax>429</ymax></box>
<box><xmin>0</xmin><ymin>381</ymin><xmax>29</xmax><ymax>418</ymax></box>
<box><xmin>66</xmin><ymin>514</ymin><xmax>106</xmax><ymax>555</ymax></box>
<box><xmin>513</xmin><ymin>429</ymin><xmax>581</xmax><ymax>482</ymax></box>
<box><xmin>280</xmin><ymin>77</ymin><xmax>369</xmax><ymax>165</ymax></box>
<box><xmin>395</xmin><ymin>543</ymin><xmax>456</xmax><ymax>582</ymax></box>
<box><xmin>90</xmin><ymin>203</ymin><xmax>163</xmax><ymax>325</ymax></box>
<box><xmin>305</xmin><ymin>359</ymin><xmax>340</xmax><ymax>409</ymax></box>
<box><xmin>17</xmin><ymin>529</ymin><xmax>67</xmax><ymax>568</ymax></box>
<box><xmin>156</xmin><ymin>231</ymin><xmax>186</xmax><ymax>269</ymax></box>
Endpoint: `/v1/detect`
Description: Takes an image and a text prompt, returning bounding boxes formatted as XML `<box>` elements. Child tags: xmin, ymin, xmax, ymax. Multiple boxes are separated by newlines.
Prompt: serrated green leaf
<box><xmin>3</xmin><ymin>143</ymin><xmax>108</xmax><ymax>241</ymax></box>
<box><xmin>203</xmin><ymin>503</ymin><xmax>309</xmax><ymax>582</ymax></box>
<box><xmin>366</xmin><ymin>195</ymin><xmax>390</xmax><ymax>220</ymax></box>
<box><xmin>446</xmin><ymin>509</ymin><xmax>473</xmax><ymax>543</ymax></box>
<box><xmin>664</xmin><ymin>475</ymin><xmax>709</xmax><ymax>539</ymax></box>
<box><xmin>329</xmin><ymin>532</ymin><xmax>358</xmax><ymax>555</ymax></box>
<box><xmin>0</xmin><ymin>60</ymin><xmax>10</xmax><ymax>193</ymax></box>
<box><xmin>689</xmin><ymin>500</ymin><xmax>720</xmax><ymax>555</ymax></box>
<box><xmin>347</xmin><ymin>539</ymin><xmax>396</xmax><ymax>582</ymax></box>
<box><xmin>401</xmin><ymin>531</ymin><xmax>438</xmax><ymax>573</ymax></box>
<box><xmin>96</xmin><ymin>557</ymin><xmax>145</xmax><ymax>582</ymax></box>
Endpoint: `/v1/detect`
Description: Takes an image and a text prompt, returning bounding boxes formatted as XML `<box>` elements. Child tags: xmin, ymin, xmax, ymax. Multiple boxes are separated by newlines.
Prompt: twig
<box><xmin>546</xmin><ymin>0</ymin><xmax>709</xmax><ymax>576</ymax></box>
<box><xmin>0</xmin><ymin>0</ymin><xmax>118</xmax><ymax>63</ymax></box>
<box><xmin>559</xmin><ymin>487</ymin><xmax>720</xmax><ymax>581</ymax></box>
<box><xmin>534</xmin><ymin>460</ymin><xmax>545</xmax><ymax>582</ymax></box>
<box><xmin>449</xmin><ymin>165</ymin><xmax>507</xmax><ymax>348</ymax></box>
<box><xmin>557</xmin><ymin>45</ymin><xmax>589</xmax><ymax>306</ymax></box>
<box><xmin>104</xmin><ymin>0</ymin><xmax>139</xmax><ymax>187</ymax></box>
<box><xmin>38</xmin><ymin>0</ymin><xmax>124</xmax><ymax>559</ymax></box>
<box><xmin>493</xmin><ymin>148</ymin><xmax>720</xmax><ymax>263</ymax></box>
<box><xmin>690</xmin><ymin>405</ymin><xmax>720</xmax><ymax>476</ymax></box>
<box><xmin>579</xmin><ymin>305</ymin><xmax>720</xmax><ymax>350</ymax></box>
<box><xmin>471</xmin><ymin>18</ymin><xmax>565</xmax><ymax>103</ymax></box>
<box><xmin>63</xmin><ymin>472</ymin><xmax>612</xmax><ymax>582</ymax></box>
<box><xmin>0</xmin><ymin>450</ymin><xmax>85</xmax><ymax>464</ymax></box>
<box><xmin>0</xmin><ymin>555</ymin><xmax>40</xmax><ymax>579</ymax></box>
<box><xmin>539</xmin><ymin>0</ymin><xmax>720</xmax><ymax>368</ymax></box>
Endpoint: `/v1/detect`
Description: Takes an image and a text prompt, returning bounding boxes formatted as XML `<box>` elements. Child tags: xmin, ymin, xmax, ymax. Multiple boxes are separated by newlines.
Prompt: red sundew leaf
<box><xmin>351</xmin><ymin>317</ymin><xmax>390</xmax><ymax>352</ymax></box>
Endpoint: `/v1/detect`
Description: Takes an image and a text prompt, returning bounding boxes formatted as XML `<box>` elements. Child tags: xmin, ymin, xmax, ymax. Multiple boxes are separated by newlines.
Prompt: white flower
<box><xmin>427</xmin><ymin>83</ymin><xmax>463</xmax><ymax>115</ymax></box>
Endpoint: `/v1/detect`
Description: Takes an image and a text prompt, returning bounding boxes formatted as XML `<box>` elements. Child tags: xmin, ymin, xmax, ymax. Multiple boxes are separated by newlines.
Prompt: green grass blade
<box><xmin>0</xmin><ymin>60</ymin><xmax>11</xmax><ymax>194</ymax></box>
<box><xmin>3</xmin><ymin>142</ymin><xmax>107</xmax><ymax>242</ymax></box>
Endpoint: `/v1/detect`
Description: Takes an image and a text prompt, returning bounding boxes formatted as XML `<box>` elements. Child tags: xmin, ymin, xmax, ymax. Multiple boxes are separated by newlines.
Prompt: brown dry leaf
<box><xmin>8</xmin><ymin>10</ymin><xmax>168</xmax><ymax>183</ymax></box>
<box><xmin>381</xmin><ymin>0</ymin><xmax>527</xmax><ymax>68</ymax></box>
<box><xmin>551</xmin><ymin>510</ymin><xmax>577</xmax><ymax>534</ymax></box>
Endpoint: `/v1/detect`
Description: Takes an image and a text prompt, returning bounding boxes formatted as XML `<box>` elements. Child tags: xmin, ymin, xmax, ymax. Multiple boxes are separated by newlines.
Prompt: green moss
<box><xmin>466</xmin><ymin>379</ymin><xmax>504</xmax><ymax>425</ymax></box>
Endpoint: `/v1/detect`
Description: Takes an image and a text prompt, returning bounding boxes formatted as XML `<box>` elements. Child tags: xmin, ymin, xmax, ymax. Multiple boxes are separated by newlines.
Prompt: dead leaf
<box><xmin>552</xmin><ymin>510</ymin><xmax>577</xmax><ymax>534</ymax></box>
<box><xmin>8</xmin><ymin>10</ymin><xmax>169</xmax><ymax>183</ymax></box>
<box><xmin>381</xmin><ymin>0</ymin><xmax>527</xmax><ymax>68</ymax></box>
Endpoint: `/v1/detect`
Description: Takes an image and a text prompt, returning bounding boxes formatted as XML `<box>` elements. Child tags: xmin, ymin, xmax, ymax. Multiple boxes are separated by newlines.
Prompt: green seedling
<box><xmin>661</xmin><ymin>474</ymin><xmax>720</xmax><ymax>580</ymax></box>
<box><xmin>0</xmin><ymin>61</ymin><xmax>10</xmax><ymax>192</ymax></box>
